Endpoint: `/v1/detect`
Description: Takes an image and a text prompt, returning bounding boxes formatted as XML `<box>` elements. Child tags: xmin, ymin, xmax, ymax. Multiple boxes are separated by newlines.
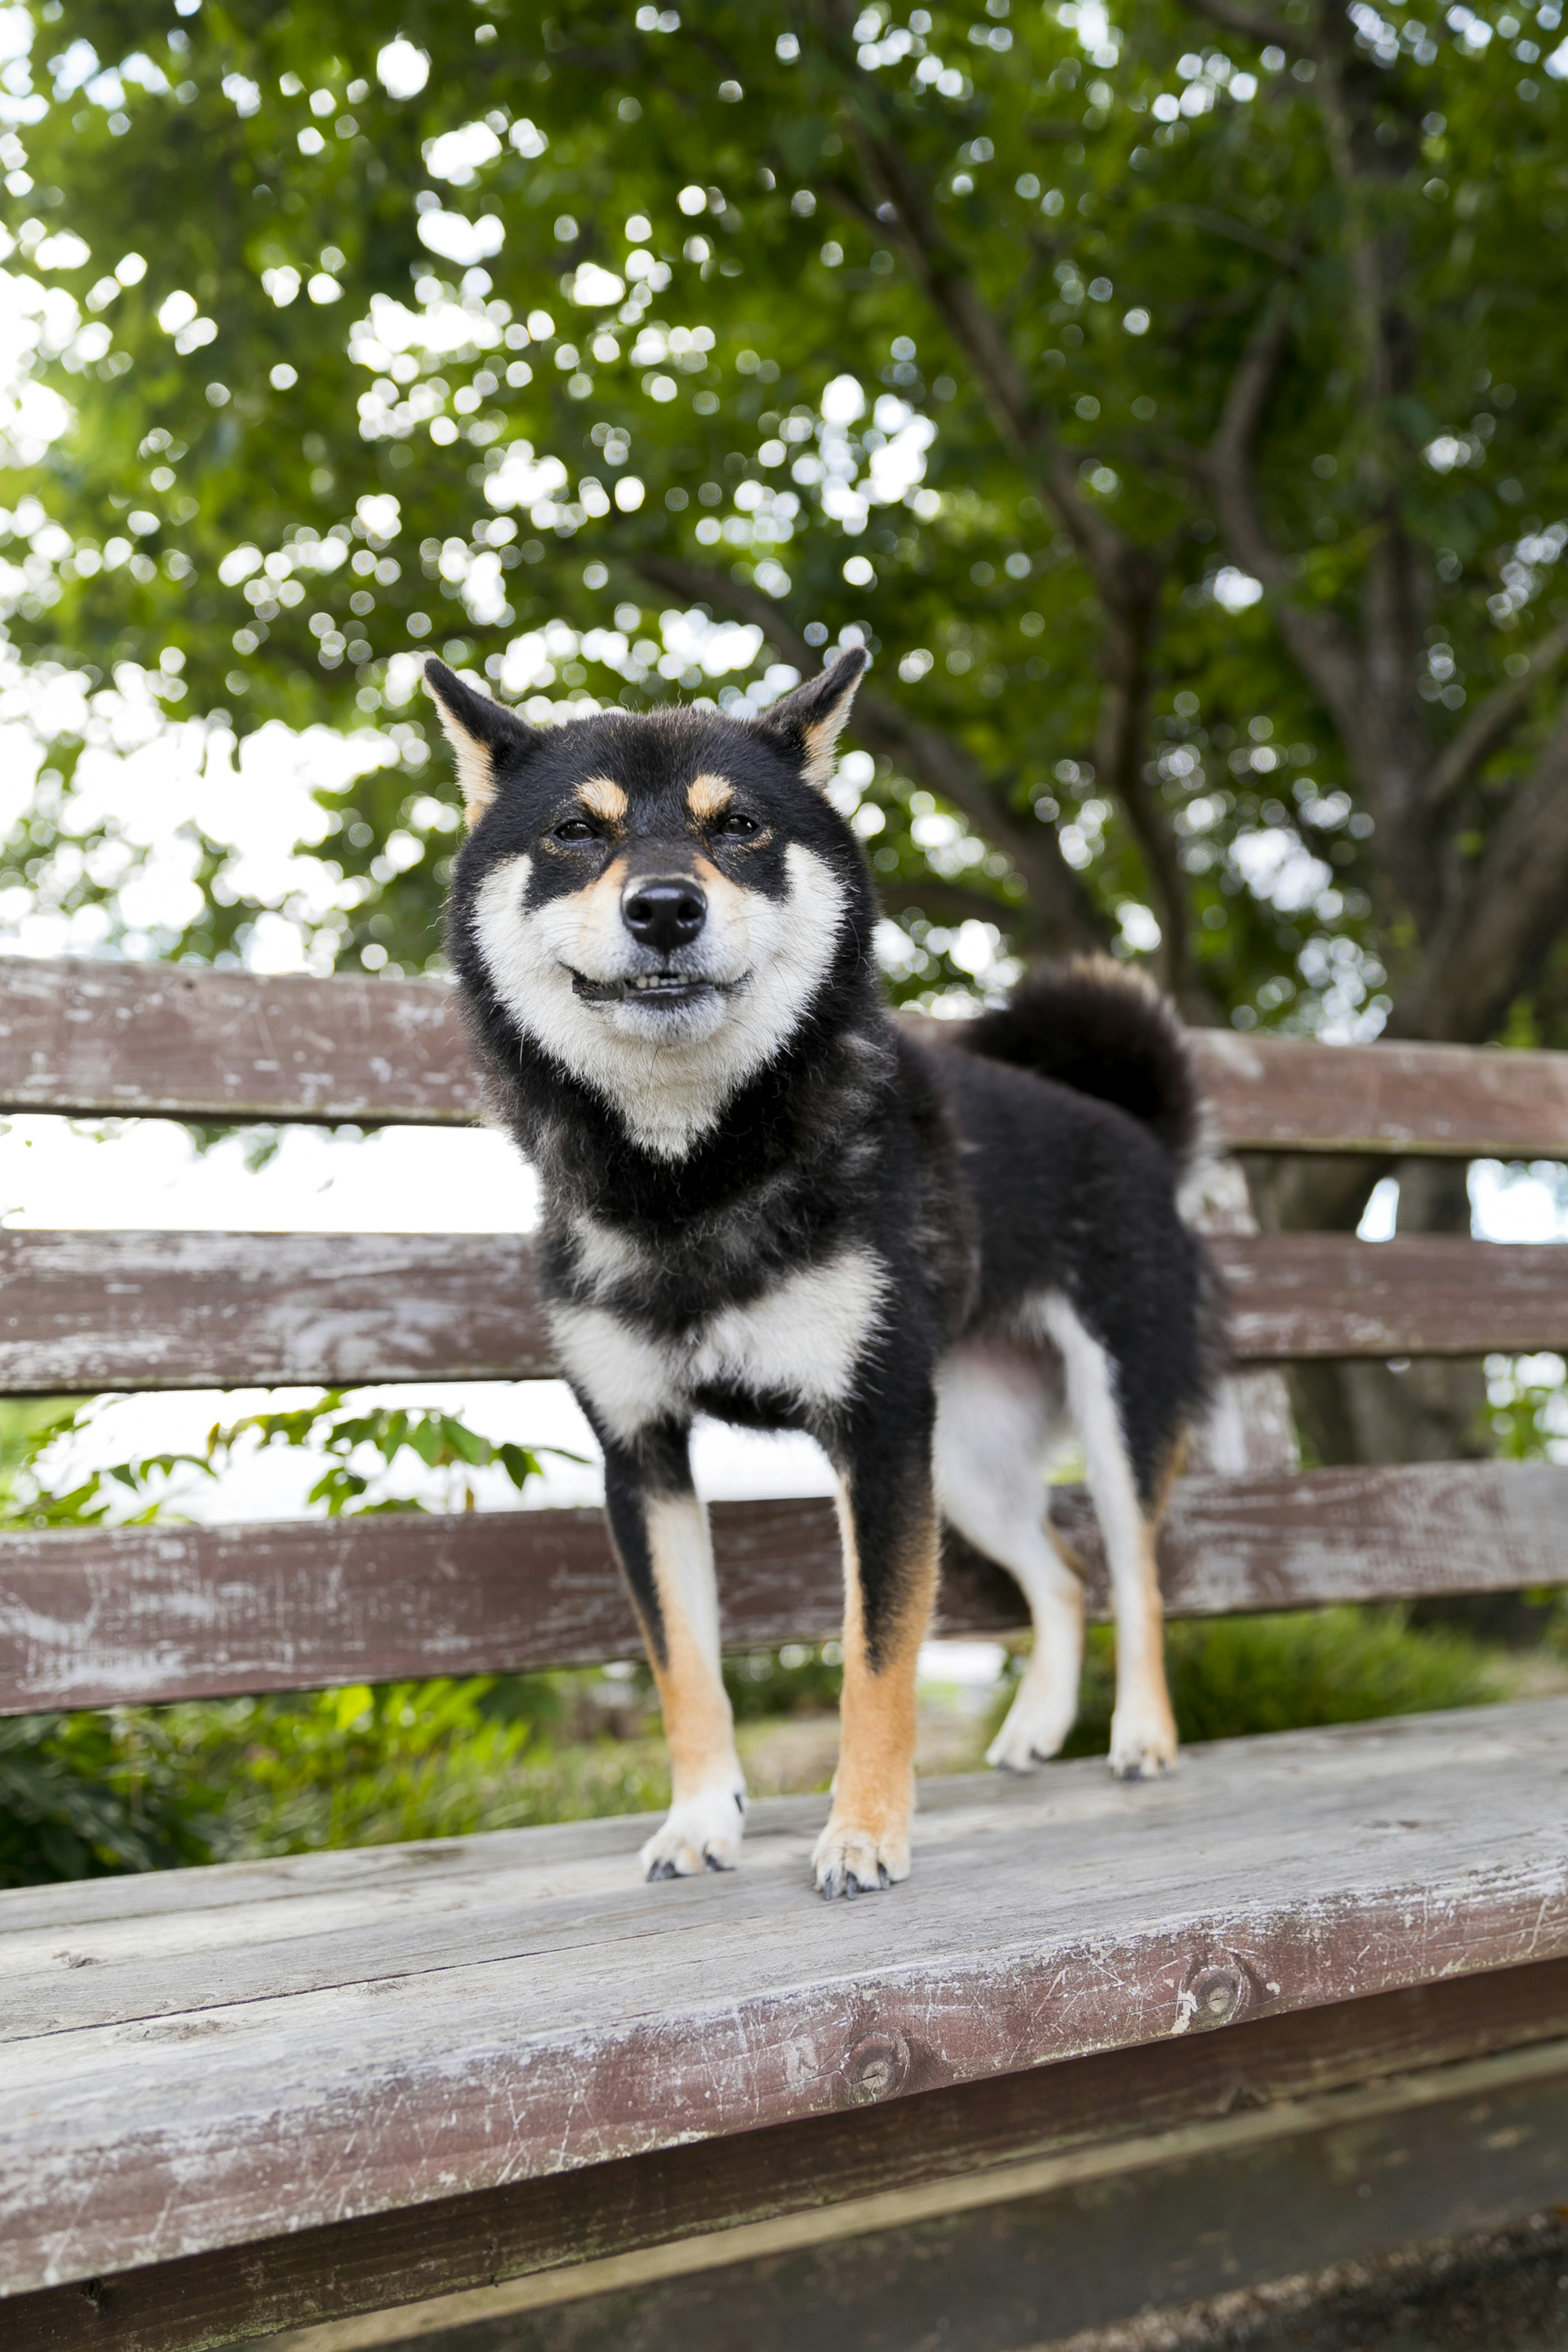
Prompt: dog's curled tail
<box><xmin>959</xmin><ymin>954</ymin><xmax>1206</xmax><ymax>1178</ymax></box>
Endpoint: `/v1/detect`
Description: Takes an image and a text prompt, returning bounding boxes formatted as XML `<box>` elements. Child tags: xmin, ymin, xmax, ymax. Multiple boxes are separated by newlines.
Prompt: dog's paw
<box><xmin>1108</xmin><ymin>1702</ymin><xmax>1178</xmax><ymax>1782</ymax></box>
<box><xmin>985</xmin><ymin>1687</ymin><xmax>1075</xmax><ymax>1774</ymax></box>
<box><xmin>639</xmin><ymin>1782</ymin><xmax>746</xmax><ymax>1881</ymax></box>
<box><xmin>811</xmin><ymin>1813</ymin><xmax>910</xmax><ymax>1900</ymax></box>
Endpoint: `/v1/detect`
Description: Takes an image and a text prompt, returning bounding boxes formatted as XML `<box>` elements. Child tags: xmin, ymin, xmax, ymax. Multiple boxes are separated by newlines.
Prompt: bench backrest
<box><xmin>0</xmin><ymin>958</ymin><xmax>1564</xmax><ymax>1716</ymax></box>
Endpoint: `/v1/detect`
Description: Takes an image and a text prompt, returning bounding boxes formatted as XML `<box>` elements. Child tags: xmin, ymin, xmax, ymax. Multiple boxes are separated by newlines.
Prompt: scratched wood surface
<box><xmin>3</xmin><ymin>1461</ymin><xmax>1565</xmax><ymax>1715</ymax></box>
<box><xmin>0</xmin><ymin>1230</ymin><xmax>550</xmax><ymax>1392</ymax></box>
<box><xmin>1209</xmin><ymin>1231</ymin><xmax>1568</xmax><ymax>1359</ymax></box>
<box><xmin>14</xmin><ymin>1962</ymin><xmax>1568</xmax><ymax>2352</ymax></box>
<box><xmin>3</xmin><ymin>1701</ymin><xmax>1567</xmax><ymax>2295</ymax></box>
<box><xmin>2</xmin><ymin>957</ymin><xmax>1567</xmax><ymax>1159</ymax></box>
<box><xmin>0</xmin><ymin>960</ymin><xmax>474</xmax><ymax>1127</ymax></box>
<box><xmin>0</xmin><ymin>1228</ymin><xmax>1559</xmax><ymax>1395</ymax></box>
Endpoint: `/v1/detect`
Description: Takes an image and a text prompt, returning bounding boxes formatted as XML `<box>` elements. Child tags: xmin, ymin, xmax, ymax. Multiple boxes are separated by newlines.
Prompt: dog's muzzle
<box><xmin>566</xmin><ymin>874</ymin><xmax>726</xmax><ymax>1008</ymax></box>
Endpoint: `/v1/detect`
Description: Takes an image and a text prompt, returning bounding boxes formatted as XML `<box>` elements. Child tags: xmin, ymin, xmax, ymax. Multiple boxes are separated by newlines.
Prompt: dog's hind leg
<box><xmin>813</xmin><ymin>1408</ymin><xmax>942</xmax><ymax>1899</ymax></box>
<box><xmin>933</xmin><ymin>1341</ymin><xmax>1085</xmax><ymax>1771</ymax></box>
<box><xmin>599</xmin><ymin>1419</ymin><xmax>747</xmax><ymax>1878</ymax></box>
<box><xmin>1040</xmin><ymin>1296</ymin><xmax>1179</xmax><ymax>1781</ymax></box>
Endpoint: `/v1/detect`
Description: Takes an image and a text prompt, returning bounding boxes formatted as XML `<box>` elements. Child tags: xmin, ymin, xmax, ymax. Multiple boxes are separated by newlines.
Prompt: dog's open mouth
<box><xmin>568</xmin><ymin>969</ymin><xmax>736</xmax><ymax>1007</ymax></box>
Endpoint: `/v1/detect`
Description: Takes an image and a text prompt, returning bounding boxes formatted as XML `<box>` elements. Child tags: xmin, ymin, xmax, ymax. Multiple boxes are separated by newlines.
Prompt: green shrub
<box><xmin>1029</xmin><ymin>1606</ymin><xmax>1502</xmax><ymax>1763</ymax></box>
<box><xmin>0</xmin><ymin>1711</ymin><xmax>221</xmax><ymax>1887</ymax></box>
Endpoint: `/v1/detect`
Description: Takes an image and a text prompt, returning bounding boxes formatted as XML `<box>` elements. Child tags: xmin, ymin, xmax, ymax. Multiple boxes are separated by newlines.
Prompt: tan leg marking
<box><xmin>638</xmin><ymin>1493</ymin><xmax>747</xmax><ymax>1880</ymax></box>
<box><xmin>1108</xmin><ymin>1506</ymin><xmax>1178</xmax><ymax>1781</ymax></box>
<box><xmin>812</xmin><ymin>1484</ymin><xmax>940</xmax><ymax>1898</ymax></box>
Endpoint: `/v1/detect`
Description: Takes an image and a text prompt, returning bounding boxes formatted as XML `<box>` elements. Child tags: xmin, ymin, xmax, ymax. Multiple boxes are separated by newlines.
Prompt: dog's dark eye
<box><xmin>552</xmin><ymin>817</ymin><xmax>597</xmax><ymax>842</ymax></box>
<box><xmin>715</xmin><ymin>811</ymin><xmax>760</xmax><ymax>837</ymax></box>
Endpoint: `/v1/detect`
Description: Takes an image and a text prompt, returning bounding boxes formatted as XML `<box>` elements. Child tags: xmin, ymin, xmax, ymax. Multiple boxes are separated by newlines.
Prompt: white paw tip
<box><xmin>638</xmin><ymin>1786</ymin><xmax>747</xmax><ymax>1882</ymax></box>
<box><xmin>811</xmin><ymin>1824</ymin><xmax>909</xmax><ymax>1901</ymax></box>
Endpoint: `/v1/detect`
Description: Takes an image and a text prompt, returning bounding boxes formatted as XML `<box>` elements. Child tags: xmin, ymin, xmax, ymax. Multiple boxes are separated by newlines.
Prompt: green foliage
<box><xmin>204</xmin><ymin>1391</ymin><xmax>579</xmax><ymax>1512</ymax></box>
<box><xmin>724</xmin><ymin>1640</ymin><xmax>844</xmax><ymax>1721</ymax></box>
<box><xmin>1026</xmin><ymin>1605</ymin><xmax>1503</xmax><ymax>1762</ymax></box>
<box><xmin>5</xmin><ymin>0</ymin><xmax>1568</xmax><ymax>1029</ymax></box>
<box><xmin>158</xmin><ymin>1672</ymin><xmax>673</xmax><ymax>1856</ymax></box>
<box><xmin>0</xmin><ymin>1708</ymin><xmax>220</xmax><ymax>1886</ymax></box>
<box><xmin>1485</xmin><ymin>1349</ymin><xmax>1568</xmax><ymax>1461</ymax></box>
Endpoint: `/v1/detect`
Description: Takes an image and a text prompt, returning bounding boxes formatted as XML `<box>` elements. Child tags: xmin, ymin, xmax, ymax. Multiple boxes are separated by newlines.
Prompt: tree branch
<box><xmin>1180</xmin><ymin>0</ymin><xmax>1301</xmax><ymax>53</ymax></box>
<box><xmin>1147</xmin><ymin>204</ymin><xmax>1310</xmax><ymax>274</ymax></box>
<box><xmin>628</xmin><ymin>551</ymin><xmax>1109</xmax><ymax>955</ymax></box>
<box><xmin>1202</xmin><ymin>284</ymin><xmax>1367</xmax><ymax>740</ymax></box>
<box><xmin>1396</xmin><ymin>697</ymin><xmax>1568</xmax><ymax>1041</ymax></box>
<box><xmin>1424</xmin><ymin>619</ymin><xmax>1568</xmax><ymax>813</ymax></box>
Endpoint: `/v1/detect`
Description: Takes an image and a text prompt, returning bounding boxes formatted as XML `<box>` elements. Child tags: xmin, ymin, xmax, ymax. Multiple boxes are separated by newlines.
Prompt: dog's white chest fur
<box><xmin>551</xmin><ymin>1247</ymin><xmax>887</xmax><ymax>1441</ymax></box>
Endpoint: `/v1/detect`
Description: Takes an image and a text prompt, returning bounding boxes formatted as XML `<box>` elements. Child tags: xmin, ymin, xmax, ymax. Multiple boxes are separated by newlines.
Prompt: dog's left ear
<box><xmin>752</xmin><ymin>646</ymin><xmax>867</xmax><ymax>792</ymax></box>
<box><xmin>423</xmin><ymin>656</ymin><xmax>543</xmax><ymax>826</ymax></box>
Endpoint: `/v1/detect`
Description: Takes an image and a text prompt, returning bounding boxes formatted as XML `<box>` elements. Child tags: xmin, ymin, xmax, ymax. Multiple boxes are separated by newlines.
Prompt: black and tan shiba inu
<box><xmin>428</xmin><ymin>648</ymin><xmax>1219</xmax><ymax>1900</ymax></box>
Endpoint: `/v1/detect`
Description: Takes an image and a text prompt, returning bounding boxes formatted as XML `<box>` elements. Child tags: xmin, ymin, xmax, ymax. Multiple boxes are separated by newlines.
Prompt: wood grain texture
<box><xmin>1210</xmin><ymin>1231</ymin><xmax>1568</xmax><ymax>1360</ymax></box>
<box><xmin>0</xmin><ymin>961</ymin><xmax>474</xmax><ymax>1127</ymax></box>
<box><xmin>316</xmin><ymin>2041</ymin><xmax>1568</xmax><ymax>2352</ymax></box>
<box><xmin>3</xmin><ymin>1461</ymin><xmax>1564</xmax><ymax>1715</ymax></box>
<box><xmin>14</xmin><ymin>1960</ymin><xmax>1568</xmax><ymax>2352</ymax></box>
<box><xmin>0</xmin><ymin>1230</ymin><xmax>551</xmax><ymax>1393</ymax></box>
<box><xmin>4</xmin><ymin>1700</ymin><xmax>1568</xmax><ymax>2295</ymax></box>
<box><xmin>0</xmin><ymin>1229</ymin><xmax>1559</xmax><ymax>1395</ymax></box>
<box><xmin>1186</xmin><ymin>1027</ymin><xmax>1568</xmax><ymax>1159</ymax></box>
<box><xmin>2</xmin><ymin>958</ymin><xmax>1567</xmax><ymax>1158</ymax></box>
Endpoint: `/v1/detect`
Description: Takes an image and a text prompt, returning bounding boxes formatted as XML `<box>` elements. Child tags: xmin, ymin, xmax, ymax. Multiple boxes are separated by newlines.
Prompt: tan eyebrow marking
<box><xmin>687</xmin><ymin>773</ymin><xmax>735</xmax><ymax>821</ymax></box>
<box><xmin>577</xmin><ymin>777</ymin><xmax>628</xmax><ymax>823</ymax></box>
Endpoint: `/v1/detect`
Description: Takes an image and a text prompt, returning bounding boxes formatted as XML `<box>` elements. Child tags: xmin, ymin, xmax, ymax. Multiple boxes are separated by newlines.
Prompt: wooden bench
<box><xmin>3</xmin><ymin>956</ymin><xmax>1567</xmax><ymax>2352</ymax></box>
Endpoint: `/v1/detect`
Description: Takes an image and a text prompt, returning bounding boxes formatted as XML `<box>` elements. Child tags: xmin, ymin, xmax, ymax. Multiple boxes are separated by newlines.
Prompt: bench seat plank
<box><xmin>12</xmin><ymin>1963</ymin><xmax>1568</xmax><ymax>2352</ymax></box>
<box><xmin>0</xmin><ymin>1229</ymin><xmax>1561</xmax><ymax>1394</ymax></box>
<box><xmin>4</xmin><ymin>1700</ymin><xmax>1567</xmax><ymax>2296</ymax></box>
<box><xmin>3</xmin><ymin>1461</ymin><xmax>1566</xmax><ymax>1715</ymax></box>
<box><xmin>3</xmin><ymin>959</ymin><xmax>1568</xmax><ymax>1160</ymax></box>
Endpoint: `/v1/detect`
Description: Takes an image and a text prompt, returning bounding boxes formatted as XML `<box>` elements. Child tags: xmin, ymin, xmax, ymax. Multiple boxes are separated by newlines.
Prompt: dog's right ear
<box><xmin>422</xmin><ymin>657</ymin><xmax>541</xmax><ymax>826</ymax></box>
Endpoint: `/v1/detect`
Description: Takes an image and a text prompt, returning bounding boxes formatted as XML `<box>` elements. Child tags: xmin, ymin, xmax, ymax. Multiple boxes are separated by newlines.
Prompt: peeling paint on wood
<box><xmin>2</xmin><ymin>1463</ymin><xmax>1564</xmax><ymax>1715</ymax></box>
<box><xmin>0</xmin><ymin>961</ymin><xmax>473</xmax><ymax>1127</ymax></box>
<box><xmin>0</xmin><ymin>1229</ymin><xmax>1557</xmax><ymax>1396</ymax></box>
<box><xmin>1211</xmin><ymin>1232</ymin><xmax>1568</xmax><ymax>1360</ymax></box>
<box><xmin>2</xmin><ymin>1702</ymin><xmax>1568</xmax><ymax>2296</ymax></box>
<box><xmin>12</xmin><ymin>1960</ymin><xmax>1568</xmax><ymax>2352</ymax></box>
<box><xmin>1</xmin><ymin>959</ymin><xmax>1566</xmax><ymax>1159</ymax></box>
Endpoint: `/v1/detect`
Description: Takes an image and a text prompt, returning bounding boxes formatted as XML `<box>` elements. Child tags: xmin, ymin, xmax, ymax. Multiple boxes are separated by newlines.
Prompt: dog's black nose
<box><xmin>622</xmin><ymin>877</ymin><xmax>707</xmax><ymax>954</ymax></box>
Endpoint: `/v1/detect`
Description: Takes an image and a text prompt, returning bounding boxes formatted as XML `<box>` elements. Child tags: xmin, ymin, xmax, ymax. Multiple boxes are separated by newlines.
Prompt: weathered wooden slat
<box><xmin>2</xmin><ymin>1461</ymin><xmax>1565</xmax><ymax>1716</ymax></box>
<box><xmin>3</xmin><ymin>1702</ymin><xmax>1568</xmax><ymax>2295</ymax></box>
<box><xmin>0</xmin><ymin>1230</ymin><xmax>550</xmax><ymax>1393</ymax></box>
<box><xmin>2</xmin><ymin>957</ymin><xmax>1566</xmax><ymax>1160</ymax></box>
<box><xmin>0</xmin><ymin>1229</ymin><xmax>1560</xmax><ymax>1395</ymax></box>
<box><xmin>1210</xmin><ymin>1231</ymin><xmax>1568</xmax><ymax>1359</ymax></box>
<box><xmin>11</xmin><ymin>1960</ymin><xmax>1568</xmax><ymax>2352</ymax></box>
<box><xmin>271</xmin><ymin>2040</ymin><xmax>1568</xmax><ymax>2352</ymax></box>
<box><xmin>0</xmin><ymin>960</ymin><xmax>474</xmax><ymax>1127</ymax></box>
<box><xmin>1187</xmin><ymin>1027</ymin><xmax>1568</xmax><ymax>1159</ymax></box>
<box><xmin>14</xmin><ymin>1967</ymin><xmax>1568</xmax><ymax>2352</ymax></box>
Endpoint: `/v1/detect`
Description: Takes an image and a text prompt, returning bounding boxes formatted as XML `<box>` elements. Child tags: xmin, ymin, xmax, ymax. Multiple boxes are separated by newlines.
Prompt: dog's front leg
<box><xmin>813</xmin><ymin>1414</ymin><xmax>941</xmax><ymax>1899</ymax></box>
<box><xmin>600</xmin><ymin>1421</ymin><xmax>747</xmax><ymax>1878</ymax></box>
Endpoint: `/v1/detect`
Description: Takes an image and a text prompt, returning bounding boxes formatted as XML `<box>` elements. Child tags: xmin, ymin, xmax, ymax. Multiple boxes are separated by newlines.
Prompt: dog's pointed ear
<box><xmin>423</xmin><ymin>657</ymin><xmax>541</xmax><ymax>826</ymax></box>
<box><xmin>751</xmin><ymin>646</ymin><xmax>867</xmax><ymax>792</ymax></box>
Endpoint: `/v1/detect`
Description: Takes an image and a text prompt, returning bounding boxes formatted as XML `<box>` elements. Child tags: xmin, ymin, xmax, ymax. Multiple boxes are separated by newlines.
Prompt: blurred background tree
<box><xmin>3</xmin><ymin>0</ymin><xmax>1568</xmax><ymax>1461</ymax></box>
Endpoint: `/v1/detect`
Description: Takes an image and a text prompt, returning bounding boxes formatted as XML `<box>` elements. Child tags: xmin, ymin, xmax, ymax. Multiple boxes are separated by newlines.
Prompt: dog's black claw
<box><xmin>878</xmin><ymin>1864</ymin><xmax>891</xmax><ymax>1890</ymax></box>
<box><xmin>646</xmin><ymin>1858</ymin><xmax>677</xmax><ymax>1881</ymax></box>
